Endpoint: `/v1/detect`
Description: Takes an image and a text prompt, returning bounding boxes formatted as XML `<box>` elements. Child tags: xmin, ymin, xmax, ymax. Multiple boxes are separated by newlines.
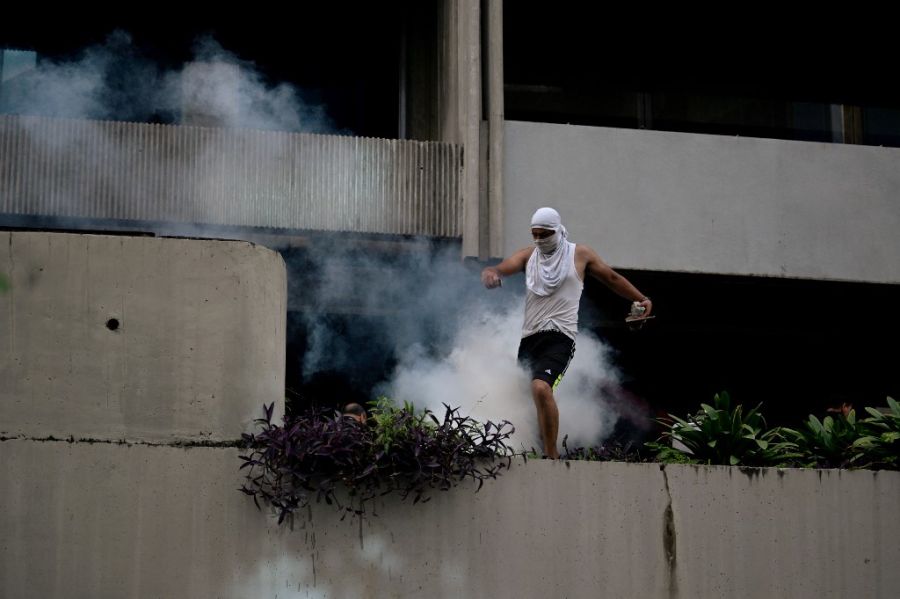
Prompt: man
<box><xmin>342</xmin><ymin>403</ymin><xmax>368</xmax><ymax>424</ymax></box>
<box><xmin>481</xmin><ymin>207</ymin><xmax>652</xmax><ymax>458</ymax></box>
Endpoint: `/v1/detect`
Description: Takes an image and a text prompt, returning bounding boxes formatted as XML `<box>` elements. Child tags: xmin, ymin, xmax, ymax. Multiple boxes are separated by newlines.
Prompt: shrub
<box><xmin>851</xmin><ymin>397</ymin><xmax>900</xmax><ymax>469</ymax></box>
<box><xmin>781</xmin><ymin>410</ymin><xmax>866</xmax><ymax>468</ymax></box>
<box><xmin>647</xmin><ymin>391</ymin><xmax>794</xmax><ymax>466</ymax></box>
<box><xmin>238</xmin><ymin>400</ymin><xmax>514</xmax><ymax>523</ymax></box>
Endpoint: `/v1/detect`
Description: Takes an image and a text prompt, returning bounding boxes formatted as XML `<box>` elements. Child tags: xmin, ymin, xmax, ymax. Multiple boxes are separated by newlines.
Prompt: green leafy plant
<box><xmin>0</xmin><ymin>273</ymin><xmax>9</xmax><ymax>293</ymax></box>
<box><xmin>852</xmin><ymin>397</ymin><xmax>900</xmax><ymax>469</ymax></box>
<box><xmin>367</xmin><ymin>396</ymin><xmax>428</xmax><ymax>453</ymax></box>
<box><xmin>649</xmin><ymin>444</ymin><xmax>698</xmax><ymax>464</ymax></box>
<box><xmin>781</xmin><ymin>409</ymin><xmax>867</xmax><ymax>468</ymax></box>
<box><xmin>647</xmin><ymin>391</ymin><xmax>794</xmax><ymax>466</ymax></box>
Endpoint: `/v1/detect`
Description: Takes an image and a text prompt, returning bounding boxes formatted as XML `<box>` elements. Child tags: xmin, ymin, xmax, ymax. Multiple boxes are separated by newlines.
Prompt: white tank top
<box><xmin>522</xmin><ymin>246</ymin><xmax>583</xmax><ymax>340</ymax></box>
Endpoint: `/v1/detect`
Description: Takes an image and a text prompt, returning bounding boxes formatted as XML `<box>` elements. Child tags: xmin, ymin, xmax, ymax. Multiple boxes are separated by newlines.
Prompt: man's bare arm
<box><xmin>481</xmin><ymin>247</ymin><xmax>532</xmax><ymax>289</ymax></box>
<box><xmin>580</xmin><ymin>245</ymin><xmax>653</xmax><ymax>316</ymax></box>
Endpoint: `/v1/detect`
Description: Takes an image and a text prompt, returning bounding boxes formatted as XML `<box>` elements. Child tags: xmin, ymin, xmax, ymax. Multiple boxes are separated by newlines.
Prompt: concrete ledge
<box><xmin>1</xmin><ymin>441</ymin><xmax>897</xmax><ymax>598</ymax></box>
<box><xmin>0</xmin><ymin>232</ymin><xmax>286</xmax><ymax>442</ymax></box>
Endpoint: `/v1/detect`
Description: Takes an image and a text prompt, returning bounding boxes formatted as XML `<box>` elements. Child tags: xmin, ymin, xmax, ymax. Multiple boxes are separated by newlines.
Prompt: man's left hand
<box><xmin>638</xmin><ymin>298</ymin><xmax>653</xmax><ymax>317</ymax></box>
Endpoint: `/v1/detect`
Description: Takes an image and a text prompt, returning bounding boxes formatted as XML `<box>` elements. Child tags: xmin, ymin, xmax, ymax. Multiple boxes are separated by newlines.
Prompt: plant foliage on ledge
<box><xmin>238</xmin><ymin>399</ymin><xmax>514</xmax><ymax>523</ymax></box>
<box><xmin>647</xmin><ymin>391</ymin><xmax>795</xmax><ymax>467</ymax></box>
<box><xmin>648</xmin><ymin>392</ymin><xmax>900</xmax><ymax>470</ymax></box>
<box><xmin>782</xmin><ymin>396</ymin><xmax>900</xmax><ymax>469</ymax></box>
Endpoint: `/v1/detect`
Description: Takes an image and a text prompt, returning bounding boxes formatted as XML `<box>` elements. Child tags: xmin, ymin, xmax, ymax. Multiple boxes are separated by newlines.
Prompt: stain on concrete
<box><xmin>660</xmin><ymin>465</ymin><xmax>678</xmax><ymax>598</ymax></box>
<box><xmin>738</xmin><ymin>466</ymin><xmax>763</xmax><ymax>481</ymax></box>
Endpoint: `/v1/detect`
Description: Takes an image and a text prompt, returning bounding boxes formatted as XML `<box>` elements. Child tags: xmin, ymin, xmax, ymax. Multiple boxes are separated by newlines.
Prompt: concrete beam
<box><xmin>504</xmin><ymin>120</ymin><xmax>900</xmax><ymax>283</ymax></box>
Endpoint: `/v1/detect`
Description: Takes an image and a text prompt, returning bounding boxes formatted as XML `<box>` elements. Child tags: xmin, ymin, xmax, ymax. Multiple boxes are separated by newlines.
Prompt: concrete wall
<box><xmin>504</xmin><ymin>120</ymin><xmax>900</xmax><ymax>284</ymax></box>
<box><xmin>1</xmin><ymin>443</ymin><xmax>898</xmax><ymax>599</ymax></box>
<box><xmin>0</xmin><ymin>232</ymin><xmax>286</xmax><ymax>442</ymax></box>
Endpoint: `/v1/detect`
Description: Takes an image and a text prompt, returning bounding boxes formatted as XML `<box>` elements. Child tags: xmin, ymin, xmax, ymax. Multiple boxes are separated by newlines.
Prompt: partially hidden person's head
<box><xmin>530</xmin><ymin>207</ymin><xmax>567</xmax><ymax>254</ymax></box>
<box><xmin>342</xmin><ymin>402</ymin><xmax>367</xmax><ymax>424</ymax></box>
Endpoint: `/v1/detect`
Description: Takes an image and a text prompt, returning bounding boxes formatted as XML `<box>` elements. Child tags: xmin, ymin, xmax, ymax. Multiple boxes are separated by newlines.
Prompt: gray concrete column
<box><xmin>405</xmin><ymin>0</ymin><xmax>502</xmax><ymax>258</ymax></box>
<box><xmin>486</xmin><ymin>0</ymin><xmax>505</xmax><ymax>258</ymax></box>
<box><xmin>460</xmin><ymin>0</ymin><xmax>482</xmax><ymax>258</ymax></box>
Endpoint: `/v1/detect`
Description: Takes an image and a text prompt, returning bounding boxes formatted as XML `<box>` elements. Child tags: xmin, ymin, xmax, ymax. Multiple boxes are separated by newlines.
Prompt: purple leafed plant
<box><xmin>238</xmin><ymin>400</ymin><xmax>514</xmax><ymax>523</ymax></box>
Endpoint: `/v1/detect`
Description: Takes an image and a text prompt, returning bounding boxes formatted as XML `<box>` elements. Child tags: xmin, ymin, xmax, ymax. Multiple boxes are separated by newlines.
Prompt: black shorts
<box><xmin>517</xmin><ymin>331</ymin><xmax>576</xmax><ymax>390</ymax></box>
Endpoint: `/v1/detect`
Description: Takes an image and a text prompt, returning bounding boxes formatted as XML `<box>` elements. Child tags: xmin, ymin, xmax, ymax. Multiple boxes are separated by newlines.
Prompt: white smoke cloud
<box><xmin>1</xmin><ymin>51</ymin><xmax>107</xmax><ymax>119</ymax></box>
<box><xmin>1</xmin><ymin>30</ymin><xmax>333</xmax><ymax>133</ymax></box>
<box><xmin>292</xmin><ymin>241</ymin><xmax>626</xmax><ymax>451</ymax></box>
<box><xmin>174</xmin><ymin>37</ymin><xmax>332</xmax><ymax>132</ymax></box>
<box><xmin>385</xmin><ymin>301</ymin><xmax>622</xmax><ymax>451</ymax></box>
<box><xmin>294</xmin><ymin>243</ymin><xmax>486</xmax><ymax>382</ymax></box>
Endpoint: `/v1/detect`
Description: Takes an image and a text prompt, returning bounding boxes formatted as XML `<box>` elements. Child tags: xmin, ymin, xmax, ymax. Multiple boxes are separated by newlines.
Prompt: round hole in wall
<box><xmin>106</xmin><ymin>318</ymin><xmax>120</xmax><ymax>331</ymax></box>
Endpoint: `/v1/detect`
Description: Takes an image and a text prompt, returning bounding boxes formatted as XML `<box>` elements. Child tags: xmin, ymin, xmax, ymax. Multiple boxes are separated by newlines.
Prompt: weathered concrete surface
<box><xmin>505</xmin><ymin>120</ymin><xmax>900</xmax><ymax>284</ymax></box>
<box><xmin>664</xmin><ymin>465</ymin><xmax>899</xmax><ymax>598</ymax></box>
<box><xmin>0</xmin><ymin>232</ymin><xmax>286</xmax><ymax>442</ymax></box>
<box><xmin>1</xmin><ymin>440</ymin><xmax>897</xmax><ymax>599</ymax></box>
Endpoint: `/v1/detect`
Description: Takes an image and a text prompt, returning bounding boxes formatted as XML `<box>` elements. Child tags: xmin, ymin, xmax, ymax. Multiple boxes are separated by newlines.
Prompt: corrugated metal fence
<box><xmin>0</xmin><ymin>115</ymin><xmax>463</xmax><ymax>237</ymax></box>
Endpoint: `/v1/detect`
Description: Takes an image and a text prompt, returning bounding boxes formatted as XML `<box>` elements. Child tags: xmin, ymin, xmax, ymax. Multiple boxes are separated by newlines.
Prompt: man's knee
<box><xmin>531</xmin><ymin>379</ymin><xmax>554</xmax><ymax>403</ymax></box>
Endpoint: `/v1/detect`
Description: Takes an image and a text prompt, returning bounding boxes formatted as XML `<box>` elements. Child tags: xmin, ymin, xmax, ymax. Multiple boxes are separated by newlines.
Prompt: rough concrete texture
<box><xmin>1</xmin><ymin>440</ymin><xmax>897</xmax><ymax>598</ymax></box>
<box><xmin>504</xmin><ymin>120</ymin><xmax>900</xmax><ymax>284</ymax></box>
<box><xmin>0</xmin><ymin>232</ymin><xmax>286</xmax><ymax>442</ymax></box>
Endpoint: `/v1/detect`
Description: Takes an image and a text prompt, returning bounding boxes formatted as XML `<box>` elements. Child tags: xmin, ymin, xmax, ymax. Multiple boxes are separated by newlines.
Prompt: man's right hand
<box><xmin>479</xmin><ymin>248</ymin><xmax>532</xmax><ymax>289</ymax></box>
<box><xmin>481</xmin><ymin>267</ymin><xmax>502</xmax><ymax>289</ymax></box>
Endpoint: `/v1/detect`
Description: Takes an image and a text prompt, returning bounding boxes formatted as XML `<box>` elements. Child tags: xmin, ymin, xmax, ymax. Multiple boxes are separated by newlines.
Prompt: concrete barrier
<box><xmin>0</xmin><ymin>441</ymin><xmax>897</xmax><ymax>599</ymax></box>
<box><xmin>0</xmin><ymin>232</ymin><xmax>286</xmax><ymax>442</ymax></box>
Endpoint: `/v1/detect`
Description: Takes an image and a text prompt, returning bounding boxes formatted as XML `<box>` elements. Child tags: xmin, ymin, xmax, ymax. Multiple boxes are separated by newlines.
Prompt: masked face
<box><xmin>532</xmin><ymin>227</ymin><xmax>558</xmax><ymax>254</ymax></box>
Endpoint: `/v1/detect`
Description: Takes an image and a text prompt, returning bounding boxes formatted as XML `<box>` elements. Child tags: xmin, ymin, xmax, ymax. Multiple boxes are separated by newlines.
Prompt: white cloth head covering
<box><xmin>526</xmin><ymin>207</ymin><xmax>575</xmax><ymax>296</ymax></box>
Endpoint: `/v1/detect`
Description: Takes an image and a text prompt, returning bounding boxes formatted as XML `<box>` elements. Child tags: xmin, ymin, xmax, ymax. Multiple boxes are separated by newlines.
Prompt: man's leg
<box><xmin>531</xmin><ymin>379</ymin><xmax>559</xmax><ymax>459</ymax></box>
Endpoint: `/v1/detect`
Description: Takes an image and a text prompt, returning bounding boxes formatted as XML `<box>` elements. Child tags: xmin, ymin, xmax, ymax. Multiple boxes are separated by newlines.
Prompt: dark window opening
<box><xmin>504</xmin><ymin>3</ymin><xmax>900</xmax><ymax>147</ymax></box>
<box><xmin>582</xmin><ymin>270</ymin><xmax>900</xmax><ymax>428</ymax></box>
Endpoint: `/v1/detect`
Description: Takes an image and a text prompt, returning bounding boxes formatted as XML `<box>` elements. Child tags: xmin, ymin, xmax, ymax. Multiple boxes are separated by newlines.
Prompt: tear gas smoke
<box><xmin>292</xmin><ymin>243</ymin><xmax>624</xmax><ymax>450</ymax></box>
<box><xmin>1</xmin><ymin>30</ymin><xmax>332</xmax><ymax>133</ymax></box>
